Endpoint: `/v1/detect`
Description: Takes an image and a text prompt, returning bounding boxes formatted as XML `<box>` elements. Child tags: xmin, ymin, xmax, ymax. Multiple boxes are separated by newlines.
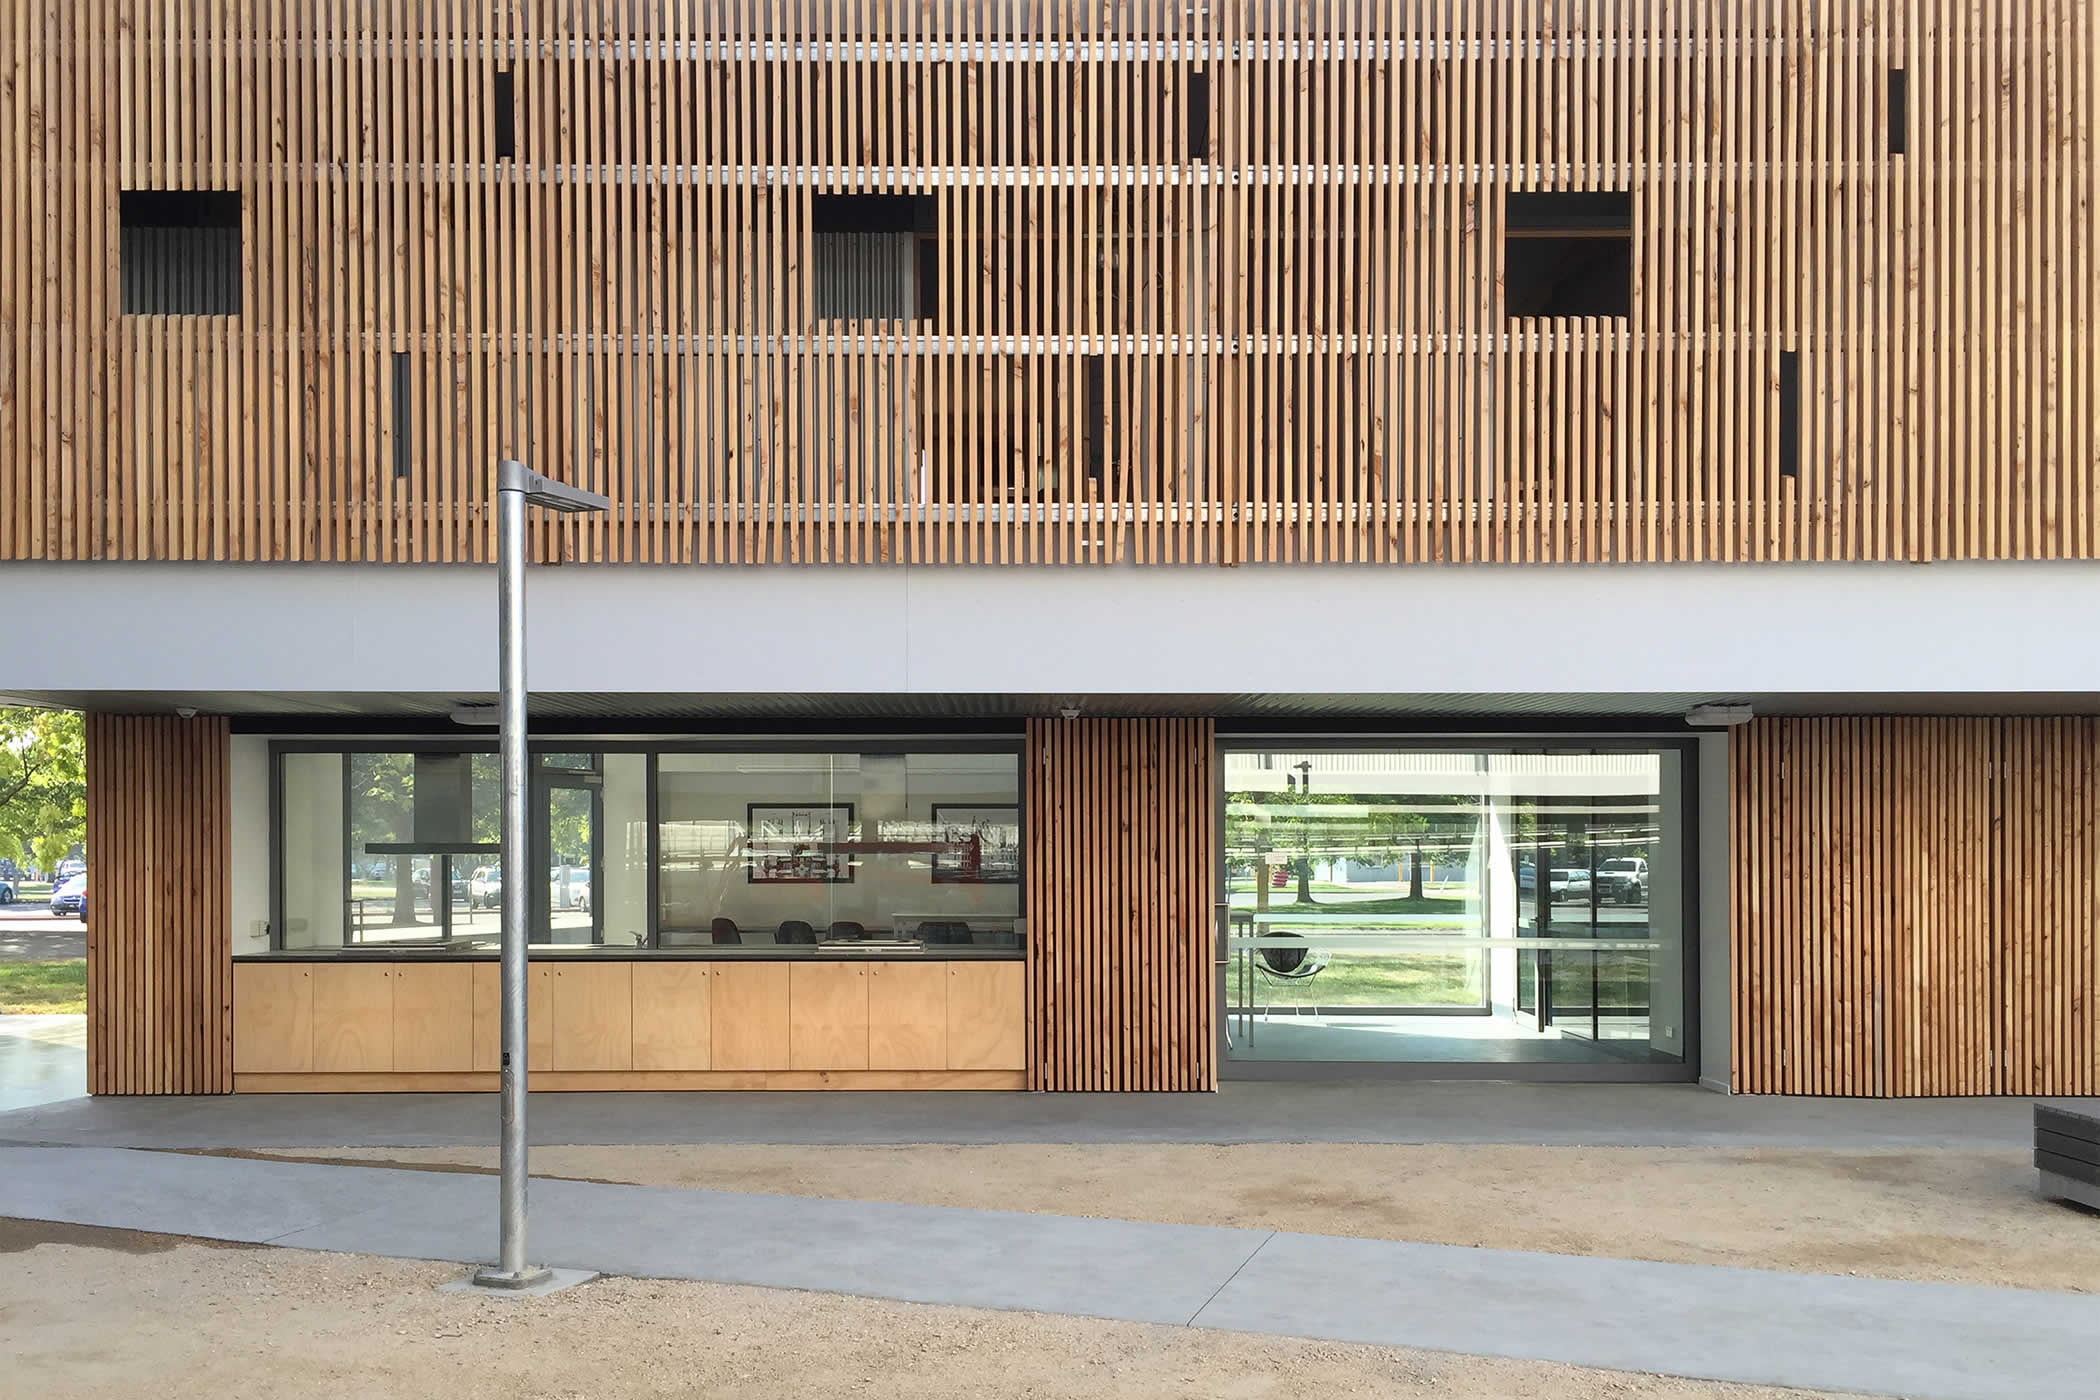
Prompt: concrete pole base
<box><xmin>453</xmin><ymin>1265</ymin><xmax>594</xmax><ymax>1297</ymax></box>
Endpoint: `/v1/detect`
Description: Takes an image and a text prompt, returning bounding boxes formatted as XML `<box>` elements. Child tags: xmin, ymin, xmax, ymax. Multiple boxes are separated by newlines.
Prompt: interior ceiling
<box><xmin>5</xmin><ymin>689</ymin><xmax>2098</xmax><ymax>722</ymax></box>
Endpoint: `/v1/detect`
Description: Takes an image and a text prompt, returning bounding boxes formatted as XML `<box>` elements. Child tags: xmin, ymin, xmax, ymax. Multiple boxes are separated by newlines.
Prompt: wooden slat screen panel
<box><xmin>1026</xmin><ymin>717</ymin><xmax>1216</xmax><ymax>1092</ymax></box>
<box><xmin>85</xmin><ymin>714</ymin><xmax>232</xmax><ymax>1096</ymax></box>
<box><xmin>1731</xmin><ymin>716</ymin><xmax>2100</xmax><ymax>1096</ymax></box>
<box><xmin>1</xmin><ymin>3</ymin><xmax>2092</xmax><ymax>565</ymax></box>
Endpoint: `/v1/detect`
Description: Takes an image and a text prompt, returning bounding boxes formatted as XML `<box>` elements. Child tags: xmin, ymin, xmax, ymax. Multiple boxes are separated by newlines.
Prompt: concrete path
<box><xmin>0</xmin><ymin>913</ymin><xmax>84</xmax><ymax>959</ymax></box>
<box><xmin>3</xmin><ymin>1142</ymin><xmax>2096</xmax><ymax>1400</ymax></box>
<box><xmin>0</xmin><ymin>1015</ymin><xmax>85</xmax><ymax>1113</ymax></box>
<box><xmin>6</xmin><ymin>1079</ymin><xmax>2095</xmax><ymax>1150</ymax></box>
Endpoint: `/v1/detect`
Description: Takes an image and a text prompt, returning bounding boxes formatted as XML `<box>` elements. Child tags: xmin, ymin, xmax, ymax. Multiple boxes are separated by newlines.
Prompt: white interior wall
<box><xmin>279</xmin><ymin>752</ymin><xmax>343</xmax><ymax>948</ymax></box>
<box><xmin>601</xmin><ymin>753</ymin><xmax>649</xmax><ymax>947</ymax></box>
<box><xmin>229</xmin><ymin>733</ymin><xmax>271</xmax><ymax>954</ymax></box>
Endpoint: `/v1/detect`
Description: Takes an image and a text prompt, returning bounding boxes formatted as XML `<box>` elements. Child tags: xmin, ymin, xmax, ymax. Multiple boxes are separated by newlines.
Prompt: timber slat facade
<box><xmin>1027</xmin><ymin>717</ymin><xmax>1216</xmax><ymax>1091</ymax></box>
<box><xmin>85</xmin><ymin>714</ymin><xmax>233</xmax><ymax>1096</ymax></box>
<box><xmin>2</xmin><ymin>2</ymin><xmax>2093</xmax><ymax>565</ymax></box>
<box><xmin>1731</xmin><ymin>716</ymin><xmax>2100</xmax><ymax>1097</ymax></box>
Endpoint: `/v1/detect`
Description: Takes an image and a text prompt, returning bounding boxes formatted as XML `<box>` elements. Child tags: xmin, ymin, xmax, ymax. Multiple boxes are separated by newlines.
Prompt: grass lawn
<box><xmin>0</xmin><ymin>959</ymin><xmax>87</xmax><ymax>1014</ymax></box>
<box><xmin>1241</xmin><ymin>894</ymin><xmax>1468</xmax><ymax>916</ymax></box>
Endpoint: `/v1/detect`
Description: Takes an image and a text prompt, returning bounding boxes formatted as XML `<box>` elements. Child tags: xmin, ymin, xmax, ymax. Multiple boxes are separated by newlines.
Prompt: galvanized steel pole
<box><xmin>475</xmin><ymin>469</ymin><xmax>549</xmax><ymax>1289</ymax></box>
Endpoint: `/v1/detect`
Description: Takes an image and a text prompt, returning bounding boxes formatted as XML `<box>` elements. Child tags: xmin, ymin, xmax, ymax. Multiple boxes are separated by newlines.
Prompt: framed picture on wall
<box><xmin>747</xmin><ymin>803</ymin><xmax>854</xmax><ymax>884</ymax></box>
<box><xmin>930</xmin><ymin>804</ymin><xmax>1020</xmax><ymax>884</ymax></box>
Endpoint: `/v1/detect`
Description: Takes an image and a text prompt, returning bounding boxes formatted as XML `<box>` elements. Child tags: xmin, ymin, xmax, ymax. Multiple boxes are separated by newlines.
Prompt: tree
<box><xmin>0</xmin><ymin>708</ymin><xmax>85</xmax><ymax>877</ymax></box>
<box><xmin>1226</xmin><ymin>787</ymin><xmax>1441</xmax><ymax>905</ymax></box>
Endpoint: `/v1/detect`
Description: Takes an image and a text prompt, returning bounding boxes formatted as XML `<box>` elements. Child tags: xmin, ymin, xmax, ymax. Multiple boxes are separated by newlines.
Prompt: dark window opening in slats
<box><xmin>812</xmin><ymin>194</ymin><xmax>940</xmax><ymax>324</ymax></box>
<box><xmin>120</xmin><ymin>190</ymin><xmax>241</xmax><ymax>316</ymax></box>
<box><xmin>1778</xmin><ymin>350</ymin><xmax>1800</xmax><ymax>479</ymax></box>
<box><xmin>1189</xmin><ymin>70</ymin><xmax>1211</xmax><ymax>161</ymax></box>
<box><xmin>1888</xmin><ymin>69</ymin><xmax>1907</xmax><ymax>155</ymax></box>
<box><xmin>494</xmin><ymin>71</ymin><xmax>516</xmax><ymax>160</ymax></box>
<box><xmin>391</xmin><ymin>352</ymin><xmax>411</xmax><ymax>480</ymax></box>
<box><xmin>1085</xmin><ymin>355</ymin><xmax>1106</xmax><ymax>483</ymax></box>
<box><xmin>1504</xmin><ymin>191</ymin><xmax>1632</xmax><ymax>318</ymax></box>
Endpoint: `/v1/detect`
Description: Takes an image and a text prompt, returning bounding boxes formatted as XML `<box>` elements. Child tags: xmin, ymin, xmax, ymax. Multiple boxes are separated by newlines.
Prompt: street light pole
<box><xmin>472</xmin><ymin>459</ymin><xmax>608</xmax><ymax>1292</ymax></box>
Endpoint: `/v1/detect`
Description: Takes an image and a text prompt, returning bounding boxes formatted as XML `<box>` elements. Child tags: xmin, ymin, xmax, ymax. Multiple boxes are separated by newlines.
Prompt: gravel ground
<box><xmin>0</xmin><ymin>1218</ymin><xmax>1847</xmax><ymax>1400</ymax></box>
<box><xmin>250</xmin><ymin>1142</ymin><xmax>2100</xmax><ymax>1292</ymax></box>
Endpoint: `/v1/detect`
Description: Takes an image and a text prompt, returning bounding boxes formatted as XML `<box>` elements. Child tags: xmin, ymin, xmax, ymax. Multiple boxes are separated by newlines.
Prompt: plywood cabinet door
<box><xmin>947</xmin><ymin>962</ymin><xmax>1027</xmax><ymax>1070</ymax></box>
<box><xmin>472</xmin><ymin>963</ymin><xmax>553</xmax><ymax>1072</ymax></box>
<box><xmin>391</xmin><ymin>962</ymin><xmax>475</xmax><ymax>1072</ymax></box>
<box><xmin>233</xmin><ymin>963</ymin><xmax>313</xmax><ymax>1074</ymax></box>
<box><xmin>867</xmin><ymin>963</ymin><xmax>948</xmax><ymax>1070</ymax></box>
<box><xmin>550</xmin><ymin>963</ymin><xmax>634</xmax><ymax>1071</ymax></box>
<box><xmin>710</xmin><ymin>963</ymin><xmax>792</xmax><ymax>1070</ymax></box>
<box><xmin>790</xmin><ymin>963</ymin><xmax>870</xmax><ymax>1070</ymax></box>
<box><xmin>311</xmin><ymin>963</ymin><xmax>395</xmax><ymax>1072</ymax></box>
<box><xmin>632</xmin><ymin>963</ymin><xmax>712</xmax><ymax>1070</ymax></box>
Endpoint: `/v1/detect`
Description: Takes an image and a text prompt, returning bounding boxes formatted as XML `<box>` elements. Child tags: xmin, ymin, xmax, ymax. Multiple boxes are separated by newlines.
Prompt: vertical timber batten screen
<box><xmin>0</xmin><ymin>3</ymin><xmax>2093</xmax><ymax>566</ymax></box>
<box><xmin>1026</xmin><ymin>718</ymin><xmax>1217</xmax><ymax>1092</ymax></box>
<box><xmin>86</xmin><ymin>714</ymin><xmax>233</xmax><ymax>1095</ymax></box>
<box><xmin>1731</xmin><ymin>716</ymin><xmax>2099</xmax><ymax>1096</ymax></box>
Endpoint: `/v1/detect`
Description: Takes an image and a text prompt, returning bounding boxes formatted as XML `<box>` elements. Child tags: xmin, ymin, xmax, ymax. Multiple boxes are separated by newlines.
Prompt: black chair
<box><xmin>711</xmin><ymin>917</ymin><xmax>741</xmax><ymax>946</ymax></box>
<box><xmin>919</xmin><ymin>920</ymin><xmax>970</xmax><ymax>946</ymax></box>
<box><xmin>777</xmin><ymin>919</ymin><xmax>817</xmax><ymax>945</ymax></box>
<box><xmin>827</xmin><ymin>920</ymin><xmax>866</xmax><ymax>941</ymax></box>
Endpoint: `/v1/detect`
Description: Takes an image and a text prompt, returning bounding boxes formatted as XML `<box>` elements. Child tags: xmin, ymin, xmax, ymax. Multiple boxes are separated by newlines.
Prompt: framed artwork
<box><xmin>930</xmin><ymin>804</ymin><xmax>1021</xmax><ymax>884</ymax></box>
<box><xmin>746</xmin><ymin>803</ymin><xmax>854</xmax><ymax>884</ymax></box>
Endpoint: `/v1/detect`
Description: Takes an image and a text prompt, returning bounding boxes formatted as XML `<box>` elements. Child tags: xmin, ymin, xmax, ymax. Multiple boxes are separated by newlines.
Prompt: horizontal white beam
<box><xmin>6</xmin><ymin>560</ymin><xmax>2099</xmax><ymax>702</ymax></box>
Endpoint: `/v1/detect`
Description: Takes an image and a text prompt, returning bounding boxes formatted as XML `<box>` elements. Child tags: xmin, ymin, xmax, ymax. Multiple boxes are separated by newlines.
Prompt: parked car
<box><xmin>1597</xmin><ymin>856</ymin><xmax>1649</xmax><ymax>904</ymax></box>
<box><xmin>0</xmin><ymin>873</ymin><xmax>15</xmax><ymax>903</ymax></box>
<box><xmin>1548</xmin><ymin>868</ymin><xmax>1592</xmax><ymax>902</ymax></box>
<box><xmin>50</xmin><ymin>873</ymin><xmax>87</xmax><ymax>919</ymax></box>
<box><xmin>468</xmin><ymin>866</ymin><xmax>502</xmax><ymax>909</ymax></box>
<box><xmin>414</xmin><ymin>869</ymin><xmax>470</xmax><ymax>905</ymax></box>
<box><xmin>55</xmin><ymin>858</ymin><xmax>85</xmax><ymax>882</ymax></box>
<box><xmin>550</xmin><ymin>867</ymin><xmax>591</xmax><ymax>912</ymax></box>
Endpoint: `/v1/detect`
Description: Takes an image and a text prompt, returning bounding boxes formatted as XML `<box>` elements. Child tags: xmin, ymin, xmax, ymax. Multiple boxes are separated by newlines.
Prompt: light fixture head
<box><xmin>1684</xmin><ymin>702</ymin><xmax>1755</xmax><ymax>727</ymax></box>
<box><xmin>449</xmin><ymin>702</ymin><xmax>501</xmax><ymax>727</ymax></box>
<box><xmin>496</xmin><ymin>458</ymin><xmax>611</xmax><ymax>513</ymax></box>
<box><xmin>175</xmin><ymin>706</ymin><xmax>198</xmax><ymax>720</ymax></box>
<box><xmin>1058</xmin><ymin>706</ymin><xmax>1083</xmax><ymax>720</ymax></box>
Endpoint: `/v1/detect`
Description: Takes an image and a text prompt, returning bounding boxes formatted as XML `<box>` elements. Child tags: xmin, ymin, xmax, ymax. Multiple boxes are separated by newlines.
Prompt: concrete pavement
<box><xmin>0</xmin><ymin>912</ymin><xmax>84</xmax><ymax>960</ymax></box>
<box><xmin>0</xmin><ymin>1015</ymin><xmax>85</xmax><ymax>1112</ymax></box>
<box><xmin>4</xmin><ymin>1078</ymin><xmax>2096</xmax><ymax>1149</ymax></box>
<box><xmin>3</xmin><ymin>1142</ymin><xmax>2096</xmax><ymax>1400</ymax></box>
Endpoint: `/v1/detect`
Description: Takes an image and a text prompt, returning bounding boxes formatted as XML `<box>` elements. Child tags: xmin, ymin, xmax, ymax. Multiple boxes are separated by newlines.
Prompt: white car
<box><xmin>0</xmin><ymin>875</ymin><xmax>15</xmax><ymax>904</ymax></box>
<box><xmin>468</xmin><ymin>866</ymin><xmax>502</xmax><ymax>910</ymax></box>
<box><xmin>550</xmin><ymin>868</ymin><xmax>591</xmax><ymax>912</ymax></box>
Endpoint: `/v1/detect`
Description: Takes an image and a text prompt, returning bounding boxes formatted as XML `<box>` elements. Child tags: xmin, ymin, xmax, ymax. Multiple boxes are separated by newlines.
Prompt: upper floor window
<box><xmin>121</xmin><ymin>190</ymin><xmax>241</xmax><ymax>316</ymax></box>
<box><xmin>1505</xmin><ymin>191</ymin><xmax>1631</xmax><ymax>319</ymax></box>
<box><xmin>812</xmin><ymin>194</ymin><xmax>939</xmax><ymax>324</ymax></box>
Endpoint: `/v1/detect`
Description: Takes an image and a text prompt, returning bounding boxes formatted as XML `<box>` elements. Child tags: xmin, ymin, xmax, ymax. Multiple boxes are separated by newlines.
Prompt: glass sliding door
<box><xmin>1220</xmin><ymin>744</ymin><xmax>1690</xmax><ymax>1075</ymax></box>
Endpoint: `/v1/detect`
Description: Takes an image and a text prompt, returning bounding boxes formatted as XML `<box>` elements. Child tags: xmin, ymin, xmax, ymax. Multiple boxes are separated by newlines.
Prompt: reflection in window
<box><xmin>655</xmin><ymin>751</ymin><xmax>1022</xmax><ymax>953</ymax></box>
<box><xmin>1221</xmin><ymin>748</ymin><xmax>1684</xmax><ymax>1069</ymax></box>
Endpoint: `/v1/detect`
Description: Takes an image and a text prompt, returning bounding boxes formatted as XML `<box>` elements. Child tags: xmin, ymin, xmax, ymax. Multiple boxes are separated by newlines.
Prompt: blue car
<box><xmin>50</xmin><ymin>873</ymin><xmax>86</xmax><ymax>919</ymax></box>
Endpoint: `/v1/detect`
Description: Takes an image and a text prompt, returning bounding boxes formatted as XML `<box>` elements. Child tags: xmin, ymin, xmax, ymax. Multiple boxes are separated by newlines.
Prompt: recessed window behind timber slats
<box><xmin>120</xmin><ymin>190</ymin><xmax>241</xmax><ymax>316</ymax></box>
<box><xmin>812</xmin><ymin>194</ymin><xmax>940</xmax><ymax>323</ymax></box>
<box><xmin>1504</xmin><ymin>191</ymin><xmax>1632</xmax><ymax>319</ymax></box>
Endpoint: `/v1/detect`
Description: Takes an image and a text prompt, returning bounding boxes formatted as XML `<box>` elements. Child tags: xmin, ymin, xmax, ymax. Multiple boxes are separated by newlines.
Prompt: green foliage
<box><xmin>0</xmin><ymin>708</ymin><xmax>85</xmax><ymax>871</ymax></box>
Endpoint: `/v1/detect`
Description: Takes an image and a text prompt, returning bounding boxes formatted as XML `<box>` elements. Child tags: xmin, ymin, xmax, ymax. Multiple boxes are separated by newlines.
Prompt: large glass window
<box><xmin>1221</xmin><ymin>746</ymin><xmax>1687</xmax><ymax>1069</ymax></box>
<box><xmin>268</xmin><ymin>741</ymin><xmax>1020</xmax><ymax>957</ymax></box>
<box><xmin>655</xmin><ymin>750</ymin><xmax>1022</xmax><ymax>953</ymax></box>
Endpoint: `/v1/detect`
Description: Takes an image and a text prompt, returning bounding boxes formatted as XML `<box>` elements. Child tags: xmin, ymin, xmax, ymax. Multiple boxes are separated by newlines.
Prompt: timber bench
<box><xmin>2034</xmin><ymin>1104</ymin><xmax>2100</xmax><ymax>1210</ymax></box>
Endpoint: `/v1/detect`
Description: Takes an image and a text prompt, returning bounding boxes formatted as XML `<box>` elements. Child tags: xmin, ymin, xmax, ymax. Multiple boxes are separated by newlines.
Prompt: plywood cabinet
<box><xmin>550</xmin><ymin>963</ymin><xmax>634</xmax><ymax>1071</ymax></box>
<box><xmin>391</xmin><ymin>963</ymin><xmax>475</xmax><ymax>1072</ymax></box>
<box><xmin>710</xmin><ymin>964</ymin><xmax>791</xmax><ymax>1070</ymax></box>
<box><xmin>948</xmin><ymin>962</ymin><xmax>1027</xmax><ymax>1070</ymax></box>
<box><xmin>471</xmin><ymin>963</ymin><xmax>553</xmax><ymax>1072</ymax></box>
<box><xmin>868</xmin><ymin>964</ymin><xmax>949</xmax><ymax>1070</ymax></box>
<box><xmin>791</xmin><ymin>964</ymin><xmax>870</xmax><ymax>1070</ymax></box>
<box><xmin>233</xmin><ymin>963</ymin><xmax>313</xmax><ymax>1073</ymax></box>
<box><xmin>632</xmin><ymin>963</ymin><xmax>712</xmax><ymax>1070</ymax></box>
<box><xmin>234</xmin><ymin>957</ymin><xmax>1025</xmax><ymax>1086</ymax></box>
<box><xmin>310</xmin><ymin>963</ymin><xmax>394</xmax><ymax>1073</ymax></box>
